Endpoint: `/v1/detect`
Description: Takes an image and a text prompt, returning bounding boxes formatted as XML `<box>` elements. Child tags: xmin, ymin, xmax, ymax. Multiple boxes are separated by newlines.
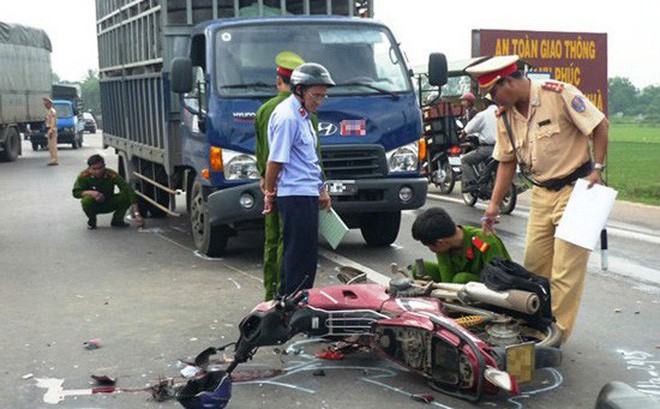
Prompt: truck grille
<box><xmin>321</xmin><ymin>145</ymin><xmax>387</xmax><ymax>179</ymax></box>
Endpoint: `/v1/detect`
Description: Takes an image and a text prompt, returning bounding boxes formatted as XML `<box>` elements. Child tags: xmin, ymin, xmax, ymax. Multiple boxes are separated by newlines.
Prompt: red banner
<box><xmin>473</xmin><ymin>29</ymin><xmax>608</xmax><ymax>115</ymax></box>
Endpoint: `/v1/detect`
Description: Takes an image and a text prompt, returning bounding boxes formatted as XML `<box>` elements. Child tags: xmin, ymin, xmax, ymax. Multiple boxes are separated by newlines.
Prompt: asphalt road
<box><xmin>1</xmin><ymin>133</ymin><xmax>658</xmax><ymax>409</ymax></box>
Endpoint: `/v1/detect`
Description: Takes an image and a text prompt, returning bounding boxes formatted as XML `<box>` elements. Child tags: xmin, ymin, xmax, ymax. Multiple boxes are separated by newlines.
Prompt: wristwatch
<box><xmin>594</xmin><ymin>163</ymin><xmax>606</xmax><ymax>171</ymax></box>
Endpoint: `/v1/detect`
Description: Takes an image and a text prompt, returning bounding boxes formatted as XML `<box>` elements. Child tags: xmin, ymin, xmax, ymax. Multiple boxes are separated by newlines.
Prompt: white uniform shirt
<box><xmin>464</xmin><ymin>104</ymin><xmax>498</xmax><ymax>145</ymax></box>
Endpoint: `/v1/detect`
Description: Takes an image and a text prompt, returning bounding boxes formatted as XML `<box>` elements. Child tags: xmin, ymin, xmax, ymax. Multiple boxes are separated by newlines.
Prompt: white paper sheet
<box><xmin>318</xmin><ymin>207</ymin><xmax>349</xmax><ymax>250</ymax></box>
<box><xmin>555</xmin><ymin>178</ymin><xmax>618</xmax><ymax>250</ymax></box>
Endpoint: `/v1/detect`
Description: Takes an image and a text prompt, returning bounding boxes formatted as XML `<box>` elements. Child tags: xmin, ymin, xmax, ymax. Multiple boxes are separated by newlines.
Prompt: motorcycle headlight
<box><xmin>386</xmin><ymin>142</ymin><xmax>419</xmax><ymax>173</ymax></box>
<box><xmin>222</xmin><ymin>149</ymin><xmax>259</xmax><ymax>181</ymax></box>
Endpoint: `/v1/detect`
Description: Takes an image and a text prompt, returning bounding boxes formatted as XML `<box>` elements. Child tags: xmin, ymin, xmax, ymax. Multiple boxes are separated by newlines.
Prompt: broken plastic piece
<box><xmin>91</xmin><ymin>375</ymin><xmax>116</xmax><ymax>386</ymax></box>
<box><xmin>315</xmin><ymin>349</ymin><xmax>344</xmax><ymax>360</ymax></box>
<box><xmin>83</xmin><ymin>338</ymin><xmax>102</xmax><ymax>350</ymax></box>
<box><xmin>411</xmin><ymin>394</ymin><xmax>434</xmax><ymax>403</ymax></box>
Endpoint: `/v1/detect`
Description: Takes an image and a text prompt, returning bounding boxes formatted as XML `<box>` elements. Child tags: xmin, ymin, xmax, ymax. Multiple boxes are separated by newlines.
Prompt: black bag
<box><xmin>480</xmin><ymin>257</ymin><xmax>554</xmax><ymax>331</ymax></box>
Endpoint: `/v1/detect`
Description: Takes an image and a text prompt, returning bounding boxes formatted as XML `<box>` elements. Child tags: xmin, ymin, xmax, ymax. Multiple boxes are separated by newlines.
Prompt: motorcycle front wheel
<box><xmin>462</xmin><ymin>190</ymin><xmax>477</xmax><ymax>207</ymax></box>
<box><xmin>433</xmin><ymin>160</ymin><xmax>455</xmax><ymax>194</ymax></box>
<box><xmin>499</xmin><ymin>185</ymin><xmax>517</xmax><ymax>215</ymax></box>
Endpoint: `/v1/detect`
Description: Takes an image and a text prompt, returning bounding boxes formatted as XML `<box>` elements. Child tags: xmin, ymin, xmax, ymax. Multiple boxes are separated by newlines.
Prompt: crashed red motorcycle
<box><xmin>178</xmin><ymin>268</ymin><xmax>562</xmax><ymax>408</ymax></box>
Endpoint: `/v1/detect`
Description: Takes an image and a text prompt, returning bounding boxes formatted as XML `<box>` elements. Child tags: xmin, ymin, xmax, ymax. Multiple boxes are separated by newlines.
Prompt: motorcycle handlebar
<box><xmin>278</xmin><ymin>291</ymin><xmax>306</xmax><ymax>311</ymax></box>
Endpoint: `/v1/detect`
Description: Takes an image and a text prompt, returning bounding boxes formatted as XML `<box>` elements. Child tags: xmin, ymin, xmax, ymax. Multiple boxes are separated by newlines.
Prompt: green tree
<box><xmin>80</xmin><ymin>69</ymin><xmax>100</xmax><ymax>115</ymax></box>
<box><xmin>639</xmin><ymin>85</ymin><xmax>660</xmax><ymax>124</ymax></box>
<box><xmin>608</xmin><ymin>77</ymin><xmax>639</xmax><ymax>116</ymax></box>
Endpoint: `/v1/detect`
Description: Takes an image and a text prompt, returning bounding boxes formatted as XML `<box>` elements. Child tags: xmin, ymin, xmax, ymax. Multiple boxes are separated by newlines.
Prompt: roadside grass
<box><xmin>606</xmin><ymin>123</ymin><xmax>660</xmax><ymax>206</ymax></box>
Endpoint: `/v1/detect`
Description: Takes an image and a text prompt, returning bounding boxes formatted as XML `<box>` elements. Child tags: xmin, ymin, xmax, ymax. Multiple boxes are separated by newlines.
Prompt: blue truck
<box><xmin>30</xmin><ymin>84</ymin><xmax>85</xmax><ymax>150</ymax></box>
<box><xmin>96</xmin><ymin>0</ymin><xmax>446</xmax><ymax>256</ymax></box>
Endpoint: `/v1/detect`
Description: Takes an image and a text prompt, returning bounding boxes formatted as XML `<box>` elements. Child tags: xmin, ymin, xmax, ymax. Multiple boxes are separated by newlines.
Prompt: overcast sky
<box><xmin>2</xmin><ymin>0</ymin><xmax>658</xmax><ymax>88</ymax></box>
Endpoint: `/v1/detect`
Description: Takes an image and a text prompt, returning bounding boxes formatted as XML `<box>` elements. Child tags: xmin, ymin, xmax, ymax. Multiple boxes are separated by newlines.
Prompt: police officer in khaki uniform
<box><xmin>43</xmin><ymin>97</ymin><xmax>59</xmax><ymax>165</ymax></box>
<box><xmin>466</xmin><ymin>55</ymin><xmax>609</xmax><ymax>342</ymax></box>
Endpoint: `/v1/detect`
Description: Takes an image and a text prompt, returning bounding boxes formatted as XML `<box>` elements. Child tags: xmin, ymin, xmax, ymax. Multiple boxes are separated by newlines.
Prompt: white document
<box><xmin>555</xmin><ymin>178</ymin><xmax>618</xmax><ymax>250</ymax></box>
<box><xmin>318</xmin><ymin>207</ymin><xmax>349</xmax><ymax>250</ymax></box>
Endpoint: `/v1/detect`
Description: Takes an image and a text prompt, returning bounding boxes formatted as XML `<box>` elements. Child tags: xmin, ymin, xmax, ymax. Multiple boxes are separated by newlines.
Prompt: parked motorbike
<box><xmin>422</xmin><ymin>102</ymin><xmax>463</xmax><ymax>194</ymax></box>
<box><xmin>180</xmin><ymin>270</ymin><xmax>562</xmax><ymax>407</ymax></box>
<box><xmin>459</xmin><ymin>135</ymin><xmax>528</xmax><ymax>214</ymax></box>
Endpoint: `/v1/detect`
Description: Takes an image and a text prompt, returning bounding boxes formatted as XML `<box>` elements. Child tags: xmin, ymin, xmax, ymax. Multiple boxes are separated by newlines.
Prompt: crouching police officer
<box><xmin>411</xmin><ymin>207</ymin><xmax>511</xmax><ymax>283</ymax></box>
<box><xmin>72</xmin><ymin>154</ymin><xmax>143</xmax><ymax>229</ymax></box>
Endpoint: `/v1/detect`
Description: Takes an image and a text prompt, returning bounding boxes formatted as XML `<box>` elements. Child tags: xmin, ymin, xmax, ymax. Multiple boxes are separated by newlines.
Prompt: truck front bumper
<box><xmin>206</xmin><ymin>177</ymin><xmax>428</xmax><ymax>227</ymax></box>
<box><xmin>329</xmin><ymin>177</ymin><xmax>428</xmax><ymax>213</ymax></box>
<box><xmin>207</xmin><ymin>182</ymin><xmax>264</xmax><ymax>227</ymax></box>
<box><xmin>29</xmin><ymin>131</ymin><xmax>77</xmax><ymax>145</ymax></box>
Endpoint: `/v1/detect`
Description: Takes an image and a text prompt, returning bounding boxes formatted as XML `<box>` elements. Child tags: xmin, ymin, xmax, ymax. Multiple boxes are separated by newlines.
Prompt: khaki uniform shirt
<box><xmin>46</xmin><ymin>107</ymin><xmax>58</xmax><ymax>135</ymax></box>
<box><xmin>492</xmin><ymin>80</ymin><xmax>605</xmax><ymax>182</ymax></box>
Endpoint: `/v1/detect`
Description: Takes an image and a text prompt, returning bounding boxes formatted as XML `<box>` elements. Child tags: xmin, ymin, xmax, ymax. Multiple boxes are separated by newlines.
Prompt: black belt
<box><xmin>537</xmin><ymin>161</ymin><xmax>593</xmax><ymax>191</ymax></box>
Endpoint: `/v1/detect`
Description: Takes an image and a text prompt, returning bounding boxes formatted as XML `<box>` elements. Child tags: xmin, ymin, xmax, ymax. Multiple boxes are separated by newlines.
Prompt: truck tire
<box><xmin>0</xmin><ymin>127</ymin><xmax>21</xmax><ymax>162</ymax></box>
<box><xmin>189</xmin><ymin>180</ymin><xmax>229</xmax><ymax>257</ymax></box>
<box><xmin>360</xmin><ymin>211</ymin><xmax>401</xmax><ymax>247</ymax></box>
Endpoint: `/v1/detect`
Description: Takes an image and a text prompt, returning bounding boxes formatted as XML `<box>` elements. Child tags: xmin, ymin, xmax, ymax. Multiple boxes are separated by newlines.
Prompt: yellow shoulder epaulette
<box><xmin>542</xmin><ymin>81</ymin><xmax>565</xmax><ymax>93</ymax></box>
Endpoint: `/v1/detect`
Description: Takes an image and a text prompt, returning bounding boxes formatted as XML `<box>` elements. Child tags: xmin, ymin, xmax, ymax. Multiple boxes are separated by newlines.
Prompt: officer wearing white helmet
<box><xmin>263</xmin><ymin>62</ymin><xmax>335</xmax><ymax>297</ymax></box>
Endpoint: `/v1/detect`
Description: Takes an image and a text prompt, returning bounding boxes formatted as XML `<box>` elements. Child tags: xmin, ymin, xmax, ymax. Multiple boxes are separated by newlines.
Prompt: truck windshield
<box><xmin>214</xmin><ymin>22</ymin><xmax>411</xmax><ymax>97</ymax></box>
<box><xmin>53</xmin><ymin>103</ymin><xmax>73</xmax><ymax>119</ymax></box>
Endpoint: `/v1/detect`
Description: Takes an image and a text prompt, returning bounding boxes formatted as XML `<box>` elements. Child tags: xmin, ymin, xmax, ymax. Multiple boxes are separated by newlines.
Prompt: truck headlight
<box><xmin>222</xmin><ymin>149</ymin><xmax>259</xmax><ymax>180</ymax></box>
<box><xmin>386</xmin><ymin>142</ymin><xmax>419</xmax><ymax>173</ymax></box>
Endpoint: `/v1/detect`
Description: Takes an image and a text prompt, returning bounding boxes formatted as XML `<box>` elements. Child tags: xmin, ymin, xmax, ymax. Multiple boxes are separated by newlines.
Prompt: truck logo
<box><xmin>232</xmin><ymin>112</ymin><xmax>256</xmax><ymax>123</ymax></box>
<box><xmin>318</xmin><ymin>122</ymin><xmax>338</xmax><ymax>137</ymax></box>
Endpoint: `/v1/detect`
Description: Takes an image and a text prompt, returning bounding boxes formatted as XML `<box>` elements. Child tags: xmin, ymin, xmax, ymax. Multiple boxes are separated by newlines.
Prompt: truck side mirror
<box><xmin>171</xmin><ymin>57</ymin><xmax>193</xmax><ymax>94</ymax></box>
<box><xmin>428</xmin><ymin>53</ymin><xmax>448</xmax><ymax>87</ymax></box>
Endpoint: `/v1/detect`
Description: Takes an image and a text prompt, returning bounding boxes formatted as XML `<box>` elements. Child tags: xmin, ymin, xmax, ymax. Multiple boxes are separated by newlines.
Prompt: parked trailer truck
<box><xmin>0</xmin><ymin>21</ymin><xmax>52</xmax><ymax>162</ymax></box>
<box><xmin>96</xmin><ymin>0</ymin><xmax>447</xmax><ymax>256</ymax></box>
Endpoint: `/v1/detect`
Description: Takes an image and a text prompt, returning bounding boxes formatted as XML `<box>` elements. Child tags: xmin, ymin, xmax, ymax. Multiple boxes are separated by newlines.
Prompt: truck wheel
<box><xmin>0</xmin><ymin>127</ymin><xmax>21</xmax><ymax>162</ymax></box>
<box><xmin>71</xmin><ymin>139</ymin><xmax>79</xmax><ymax>149</ymax></box>
<box><xmin>189</xmin><ymin>180</ymin><xmax>229</xmax><ymax>257</ymax></box>
<box><xmin>360</xmin><ymin>211</ymin><xmax>401</xmax><ymax>247</ymax></box>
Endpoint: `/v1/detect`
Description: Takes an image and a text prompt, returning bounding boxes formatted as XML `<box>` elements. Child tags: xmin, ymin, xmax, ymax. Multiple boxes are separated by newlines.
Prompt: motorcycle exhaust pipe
<box><xmin>460</xmin><ymin>282</ymin><xmax>540</xmax><ymax>315</ymax></box>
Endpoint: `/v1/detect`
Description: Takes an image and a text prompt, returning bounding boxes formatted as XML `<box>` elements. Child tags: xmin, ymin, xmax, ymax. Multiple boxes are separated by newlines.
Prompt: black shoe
<box><xmin>111</xmin><ymin>220</ymin><xmax>129</xmax><ymax>228</ymax></box>
<box><xmin>87</xmin><ymin>218</ymin><xmax>97</xmax><ymax>229</ymax></box>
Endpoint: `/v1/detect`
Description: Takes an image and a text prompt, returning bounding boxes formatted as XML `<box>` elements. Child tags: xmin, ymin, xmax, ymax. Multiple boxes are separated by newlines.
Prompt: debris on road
<box><xmin>315</xmin><ymin>348</ymin><xmax>344</xmax><ymax>360</ymax></box>
<box><xmin>411</xmin><ymin>393</ymin><xmax>435</xmax><ymax>403</ymax></box>
<box><xmin>91</xmin><ymin>374</ymin><xmax>117</xmax><ymax>386</ymax></box>
<box><xmin>83</xmin><ymin>338</ymin><xmax>102</xmax><ymax>350</ymax></box>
